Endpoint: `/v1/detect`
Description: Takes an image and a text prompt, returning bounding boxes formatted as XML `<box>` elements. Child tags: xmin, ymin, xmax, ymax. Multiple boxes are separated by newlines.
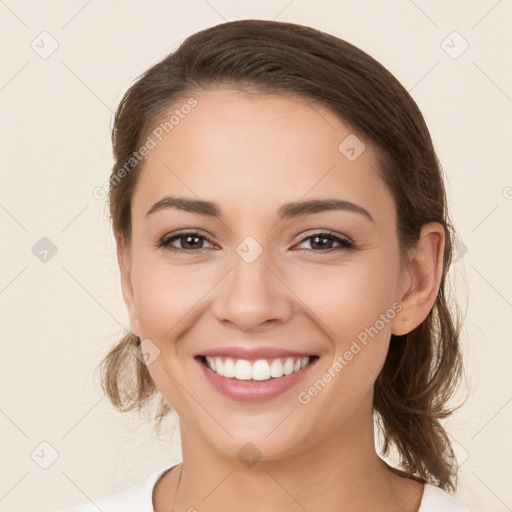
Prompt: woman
<box><xmin>58</xmin><ymin>19</ymin><xmax>469</xmax><ymax>512</ymax></box>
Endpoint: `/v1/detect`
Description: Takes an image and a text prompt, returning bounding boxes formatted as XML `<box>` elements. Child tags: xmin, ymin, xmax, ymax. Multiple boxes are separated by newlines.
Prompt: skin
<box><xmin>117</xmin><ymin>88</ymin><xmax>445</xmax><ymax>512</ymax></box>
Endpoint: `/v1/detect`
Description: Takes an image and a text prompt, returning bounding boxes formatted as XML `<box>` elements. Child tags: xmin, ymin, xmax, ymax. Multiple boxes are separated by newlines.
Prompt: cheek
<box><xmin>291</xmin><ymin>256</ymin><xmax>401</xmax><ymax>399</ymax></box>
<box><xmin>132</xmin><ymin>261</ymin><xmax>216</xmax><ymax>339</ymax></box>
<box><xmin>292</xmin><ymin>258</ymin><xmax>400</xmax><ymax>339</ymax></box>
<box><xmin>292</xmin><ymin>267</ymin><xmax>400</xmax><ymax>425</ymax></box>
<box><xmin>129</xmin><ymin>256</ymin><xmax>218</xmax><ymax>412</ymax></box>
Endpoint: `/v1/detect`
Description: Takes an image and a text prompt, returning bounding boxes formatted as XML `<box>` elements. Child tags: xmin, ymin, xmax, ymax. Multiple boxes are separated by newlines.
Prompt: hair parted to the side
<box><xmin>98</xmin><ymin>19</ymin><xmax>464</xmax><ymax>491</ymax></box>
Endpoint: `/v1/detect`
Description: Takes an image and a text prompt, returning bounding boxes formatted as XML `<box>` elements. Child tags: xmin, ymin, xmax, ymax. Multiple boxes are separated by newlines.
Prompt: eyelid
<box><xmin>157</xmin><ymin>228</ymin><xmax>355</xmax><ymax>253</ymax></box>
<box><xmin>292</xmin><ymin>229</ymin><xmax>354</xmax><ymax>250</ymax></box>
<box><xmin>295</xmin><ymin>229</ymin><xmax>352</xmax><ymax>243</ymax></box>
<box><xmin>157</xmin><ymin>229</ymin><xmax>217</xmax><ymax>251</ymax></box>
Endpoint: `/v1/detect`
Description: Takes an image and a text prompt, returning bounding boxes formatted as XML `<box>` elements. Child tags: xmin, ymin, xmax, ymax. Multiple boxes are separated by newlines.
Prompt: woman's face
<box><xmin>120</xmin><ymin>88</ymin><xmax>412</xmax><ymax>460</ymax></box>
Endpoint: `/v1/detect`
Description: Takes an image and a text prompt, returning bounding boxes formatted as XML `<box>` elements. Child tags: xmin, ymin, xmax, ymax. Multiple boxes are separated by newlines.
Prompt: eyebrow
<box><xmin>146</xmin><ymin>196</ymin><xmax>374</xmax><ymax>223</ymax></box>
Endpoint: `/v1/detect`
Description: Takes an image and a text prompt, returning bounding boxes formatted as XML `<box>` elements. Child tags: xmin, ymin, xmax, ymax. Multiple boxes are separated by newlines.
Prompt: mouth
<box><xmin>194</xmin><ymin>352</ymin><xmax>319</xmax><ymax>402</ymax></box>
<box><xmin>196</xmin><ymin>354</ymin><xmax>318</xmax><ymax>381</ymax></box>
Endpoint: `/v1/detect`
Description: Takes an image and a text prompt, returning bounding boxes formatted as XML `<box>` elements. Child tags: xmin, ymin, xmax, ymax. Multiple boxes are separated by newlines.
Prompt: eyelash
<box><xmin>156</xmin><ymin>230</ymin><xmax>355</xmax><ymax>254</ymax></box>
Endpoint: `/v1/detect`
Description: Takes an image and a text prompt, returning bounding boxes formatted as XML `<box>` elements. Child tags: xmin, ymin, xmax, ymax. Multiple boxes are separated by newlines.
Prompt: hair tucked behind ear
<box><xmin>99</xmin><ymin>19</ymin><xmax>465</xmax><ymax>490</ymax></box>
<box><xmin>374</xmin><ymin>277</ymin><xmax>464</xmax><ymax>491</ymax></box>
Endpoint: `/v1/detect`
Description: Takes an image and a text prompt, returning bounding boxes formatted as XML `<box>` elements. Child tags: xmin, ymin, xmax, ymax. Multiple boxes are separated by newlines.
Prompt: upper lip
<box><xmin>196</xmin><ymin>346</ymin><xmax>316</xmax><ymax>361</ymax></box>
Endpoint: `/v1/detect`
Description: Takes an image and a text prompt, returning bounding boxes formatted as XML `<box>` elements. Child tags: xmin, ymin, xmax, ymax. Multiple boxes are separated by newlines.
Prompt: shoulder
<box><xmin>419</xmin><ymin>484</ymin><xmax>471</xmax><ymax>512</ymax></box>
<box><xmin>51</xmin><ymin>467</ymin><xmax>171</xmax><ymax>512</ymax></box>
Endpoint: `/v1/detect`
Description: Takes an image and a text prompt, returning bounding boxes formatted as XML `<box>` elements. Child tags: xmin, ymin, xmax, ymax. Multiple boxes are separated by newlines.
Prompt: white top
<box><xmin>54</xmin><ymin>465</ymin><xmax>471</xmax><ymax>512</ymax></box>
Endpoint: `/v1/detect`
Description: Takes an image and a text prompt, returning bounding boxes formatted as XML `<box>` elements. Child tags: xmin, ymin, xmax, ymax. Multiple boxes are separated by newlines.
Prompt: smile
<box><xmin>195</xmin><ymin>353</ymin><xmax>319</xmax><ymax>402</ymax></box>
<box><xmin>202</xmin><ymin>355</ymin><xmax>311</xmax><ymax>381</ymax></box>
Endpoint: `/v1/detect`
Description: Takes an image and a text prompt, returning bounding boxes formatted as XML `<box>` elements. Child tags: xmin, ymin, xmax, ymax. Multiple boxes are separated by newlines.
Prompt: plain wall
<box><xmin>0</xmin><ymin>1</ymin><xmax>511</xmax><ymax>510</ymax></box>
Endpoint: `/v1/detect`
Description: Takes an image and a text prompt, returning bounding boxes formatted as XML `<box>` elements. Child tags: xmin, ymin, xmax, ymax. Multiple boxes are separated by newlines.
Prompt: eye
<box><xmin>157</xmin><ymin>231</ymin><xmax>216</xmax><ymax>252</ymax></box>
<box><xmin>156</xmin><ymin>230</ymin><xmax>355</xmax><ymax>254</ymax></box>
<box><xmin>293</xmin><ymin>231</ymin><xmax>354</xmax><ymax>252</ymax></box>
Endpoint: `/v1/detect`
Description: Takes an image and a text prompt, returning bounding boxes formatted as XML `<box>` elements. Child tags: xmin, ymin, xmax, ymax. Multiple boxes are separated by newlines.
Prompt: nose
<box><xmin>212</xmin><ymin>242</ymin><xmax>294</xmax><ymax>332</ymax></box>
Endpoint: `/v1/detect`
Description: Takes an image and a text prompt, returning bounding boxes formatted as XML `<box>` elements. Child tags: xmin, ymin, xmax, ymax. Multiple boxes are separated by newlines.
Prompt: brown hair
<box><xmin>99</xmin><ymin>19</ymin><xmax>464</xmax><ymax>491</ymax></box>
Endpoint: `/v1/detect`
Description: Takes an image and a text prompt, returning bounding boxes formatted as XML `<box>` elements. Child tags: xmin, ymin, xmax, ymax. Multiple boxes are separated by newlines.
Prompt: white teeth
<box><xmin>234</xmin><ymin>359</ymin><xmax>252</xmax><ymax>380</ymax></box>
<box><xmin>283</xmin><ymin>358</ymin><xmax>294</xmax><ymax>375</ymax></box>
<box><xmin>224</xmin><ymin>358</ymin><xmax>235</xmax><ymax>378</ymax></box>
<box><xmin>204</xmin><ymin>356</ymin><xmax>311</xmax><ymax>381</ymax></box>
<box><xmin>252</xmin><ymin>359</ymin><xmax>271</xmax><ymax>381</ymax></box>
<box><xmin>270</xmin><ymin>359</ymin><xmax>284</xmax><ymax>378</ymax></box>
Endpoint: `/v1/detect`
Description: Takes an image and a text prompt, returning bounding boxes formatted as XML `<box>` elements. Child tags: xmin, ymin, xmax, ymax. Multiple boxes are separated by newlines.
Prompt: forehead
<box><xmin>132</xmin><ymin>88</ymin><xmax>394</xmax><ymax>223</ymax></box>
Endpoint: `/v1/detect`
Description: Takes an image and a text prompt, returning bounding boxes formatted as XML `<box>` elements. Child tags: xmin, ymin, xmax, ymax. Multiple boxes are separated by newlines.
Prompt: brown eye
<box><xmin>294</xmin><ymin>232</ymin><xmax>354</xmax><ymax>252</ymax></box>
<box><xmin>158</xmin><ymin>231</ymin><xmax>215</xmax><ymax>252</ymax></box>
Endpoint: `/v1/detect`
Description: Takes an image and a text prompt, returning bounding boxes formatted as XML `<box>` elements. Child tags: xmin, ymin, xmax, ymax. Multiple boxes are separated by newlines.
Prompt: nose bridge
<box><xmin>230</xmin><ymin>234</ymin><xmax>275</xmax><ymax>298</ymax></box>
<box><xmin>213</xmin><ymin>234</ymin><xmax>292</xmax><ymax>329</ymax></box>
<box><xmin>232</xmin><ymin>236</ymin><xmax>272</xmax><ymax>294</ymax></box>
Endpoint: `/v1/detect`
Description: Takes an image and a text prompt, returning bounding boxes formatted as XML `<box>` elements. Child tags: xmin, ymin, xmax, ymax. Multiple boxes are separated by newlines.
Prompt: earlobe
<box><xmin>391</xmin><ymin>223</ymin><xmax>445</xmax><ymax>336</ymax></box>
<box><xmin>116</xmin><ymin>236</ymin><xmax>141</xmax><ymax>338</ymax></box>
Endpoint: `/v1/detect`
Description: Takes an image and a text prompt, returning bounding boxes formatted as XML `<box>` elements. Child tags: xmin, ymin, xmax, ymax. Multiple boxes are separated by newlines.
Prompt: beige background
<box><xmin>1</xmin><ymin>1</ymin><xmax>511</xmax><ymax>511</ymax></box>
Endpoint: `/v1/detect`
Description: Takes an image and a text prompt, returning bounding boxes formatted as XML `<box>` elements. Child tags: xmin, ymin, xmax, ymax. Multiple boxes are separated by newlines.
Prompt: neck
<box><xmin>168</xmin><ymin>397</ymin><xmax>424</xmax><ymax>512</ymax></box>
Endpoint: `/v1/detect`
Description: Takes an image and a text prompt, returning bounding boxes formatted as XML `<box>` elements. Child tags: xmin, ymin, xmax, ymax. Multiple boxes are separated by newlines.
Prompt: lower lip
<box><xmin>196</xmin><ymin>356</ymin><xmax>318</xmax><ymax>402</ymax></box>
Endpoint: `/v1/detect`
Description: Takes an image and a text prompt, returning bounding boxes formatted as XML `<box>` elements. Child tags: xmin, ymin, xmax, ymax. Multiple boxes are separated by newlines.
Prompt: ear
<box><xmin>116</xmin><ymin>235</ymin><xmax>141</xmax><ymax>338</ymax></box>
<box><xmin>391</xmin><ymin>222</ymin><xmax>445</xmax><ymax>336</ymax></box>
